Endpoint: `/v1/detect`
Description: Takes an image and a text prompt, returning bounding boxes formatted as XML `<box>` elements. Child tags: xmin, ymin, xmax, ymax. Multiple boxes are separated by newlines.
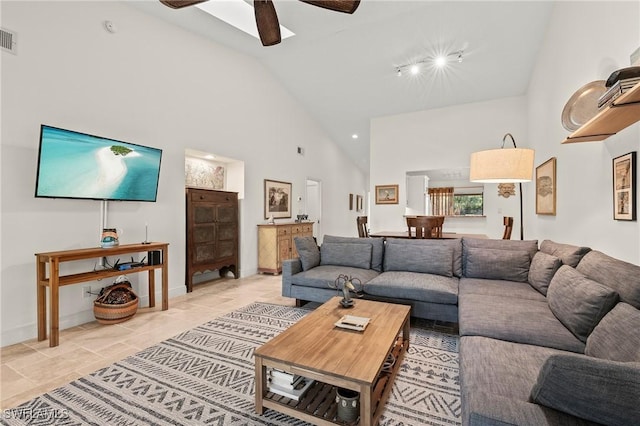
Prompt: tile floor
<box><xmin>1</xmin><ymin>273</ymin><xmax>459</xmax><ymax>410</ymax></box>
<box><xmin>1</xmin><ymin>273</ymin><xmax>290</xmax><ymax>409</ymax></box>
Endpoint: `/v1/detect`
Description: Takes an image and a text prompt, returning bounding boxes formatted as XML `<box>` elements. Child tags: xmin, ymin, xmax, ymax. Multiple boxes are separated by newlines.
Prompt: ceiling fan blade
<box><xmin>299</xmin><ymin>0</ymin><xmax>360</xmax><ymax>14</ymax></box>
<box><xmin>160</xmin><ymin>0</ymin><xmax>208</xmax><ymax>9</ymax></box>
<box><xmin>254</xmin><ymin>0</ymin><xmax>281</xmax><ymax>46</ymax></box>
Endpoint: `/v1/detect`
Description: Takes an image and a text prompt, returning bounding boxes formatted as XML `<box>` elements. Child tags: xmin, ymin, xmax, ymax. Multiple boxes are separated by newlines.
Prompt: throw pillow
<box><xmin>539</xmin><ymin>240</ymin><xmax>590</xmax><ymax>268</ymax></box>
<box><xmin>547</xmin><ymin>265</ymin><xmax>619</xmax><ymax>342</ymax></box>
<box><xmin>320</xmin><ymin>242</ymin><xmax>372</xmax><ymax>269</ymax></box>
<box><xmin>528</xmin><ymin>251</ymin><xmax>562</xmax><ymax>295</ymax></box>
<box><xmin>464</xmin><ymin>247</ymin><xmax>531</xmax><ymax>282</ymax></box>
<box><xmin>293</xmin><ymin>236</ymin><xmax>320</xmax><ymax>271</ymax></box>
<box><xmin>576</xmin><ymin>250</ymin><xmax>640</xmax><ymax>309</ymax></box>
<box><xmin>383</xmin><ymin>241</ymin><xmax>453</xmax><ymax>277</ymax></box>
<box><xmin>322</xmin><ymin>235</ymin><xmax>384</xmax><ymax>272</ymax></box>
<box><xmin>462</xmin><ymin>237</ymin><xmax>538</xmax><ymax>270</ymax></box>
<box><xmin>585</xmin><ymin>302</ymin><xmax>640</xmax><ymax>362</ymax></box>
<box><xmin>530</xmin><ymin>353</ymin><xmax>640</xmax><ymax>426</ymax></box>
<box><xmin>386</xmin><ymin>238</ymin><xmax>463</xmax><ymax>277</ymax></box>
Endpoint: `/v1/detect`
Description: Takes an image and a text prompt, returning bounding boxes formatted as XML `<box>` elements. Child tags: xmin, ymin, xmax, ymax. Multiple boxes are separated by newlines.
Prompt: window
<box><xmin>453</xmin><ymin>193</ymin><xmax>483</xmax><ymax>216</ymax></box>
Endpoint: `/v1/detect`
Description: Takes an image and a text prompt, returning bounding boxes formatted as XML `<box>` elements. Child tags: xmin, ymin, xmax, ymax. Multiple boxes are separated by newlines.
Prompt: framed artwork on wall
<box><xmin>536</xmin><ymin>157</ymin><xmax>556</xmax><ymax>215</ymax></box>
<box><xmin>356</xmin><ymin>195</ymin><xmax>363</xmax><ymax>212</ymax></box>
<box><xmin>264</xmin><ymin>179</ymin><xmax>292</xmax><ymax>219</ymax></box>
<box><xmin>349</xmin><ymin>193</ymin><xmax>354</xmax><ymax>210</ymax></box>
<box><xmin>375</xmin><ymin>184</ymin><xmax>399</xmax><ymax>204</ymax></box>
<box><xmin>613</xmin><ymin>152</ymin><xmax>636</xmax><ymax>221</ymax></box>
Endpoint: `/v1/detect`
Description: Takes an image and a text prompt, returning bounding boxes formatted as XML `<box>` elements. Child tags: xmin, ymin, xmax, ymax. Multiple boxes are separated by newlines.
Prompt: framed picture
<box><xmin>375</xmin><ymin>184</ymin><xmax>399</xmax><ymax>204</ymax></box>
<box><xmin>536</xmin><ymin>157</ymin><xmax>556</xmax><ymax>215</ymax></box>
<box><xmin>613</xmin><ymin>152</ymin><xmax>636</xmax><ymax>221</ymax></box>
<box><xmin>264</xmin><ymin>179</ymin><xmax>292</xmax><ymax>219</ymax></box>
<box><xmin>349</xmin><ymin>193</ymin><xmax>354</xmax><ymax>210</ymax></box>
<box><xmin>356</xmin><ymin>195</ymin><xmax>363</xmax><ymax>212</ymax></box>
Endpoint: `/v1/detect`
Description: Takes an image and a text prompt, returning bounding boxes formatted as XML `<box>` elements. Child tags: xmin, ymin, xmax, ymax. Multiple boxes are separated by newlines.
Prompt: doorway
<box><xmin>306</xmin><ymin>178</ymin><xmax>322</xmax><ymax>241</ymax></box>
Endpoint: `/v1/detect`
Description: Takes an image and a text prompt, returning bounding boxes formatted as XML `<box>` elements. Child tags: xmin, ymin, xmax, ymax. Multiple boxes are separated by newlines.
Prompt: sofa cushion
<box><xmin>459</xmin><ymin>293</ymin><xmax>585</xmax><ymax>353</ymax></box>
<box><xmin>460</xmin><ymin>336</ymin><xmax>590</xmax><ymax>426</ymax></box>
<box><xmin>528</xmin><ymin>251</ymin><xmax>562</xmax><ymax>295</ymax></box>
<box><xmin>540</xmin><ymin>240</ymin><xmax>591</xmax><ymax>267</ymax></box>
<box><xmin>365</xmin><ymin>271</ymin><xmax>458</xmax><ymax>304</ymax></box>
<box><xmin>465</xmin><ymin>247</ymin><xmax>531</xmax><ymax>282</ymax></box>
<box><xmin>576</xmin><ymin>250</ymin><xmax>640</xmax><ymax>309</ymax></box>
<box><xmin>547</xmin><ymin>265</ymin><xmax>619</xmax><ymax>343</ymax></box>
<box><xmin>291</xmin><ymin>265</ymin><xmax>380</xmax><ymax>290</ymax></box>
<box><xmin>386</xmin><ymin>238</ymin><xmax>463</xmax><ymax>277</ymax></box>
<box><xmin>320</xmin><ymin>242</ymin><xmax>371</xmax><ymax>269</ymax></box>
<box><xmin>531</xmin><ymin>354</ymin><xmax>640</xmax><ymax>426</ymax></box>
<box><xmin>323</xmin><ymin>235</ymin><xmax>385</xmax><ymax>272</ymax></box>
<box><xmin>383</xmin><ymin>241</ymin><xmax>453</xmax><ymax>277</ymax></box>
<box><xmin>459</xmin><ymin>278</ymin><xmax>546</xmax><ymax>302</ymax></box>
<box><xmin>462</xmin><ymin>238</ymin><xmax>538</xmax><ymax>271</ymax></box>
<box><xmin>293</xmin><ymin>236</ymin><xmax>320</xmax><ymax>271</ymax></box>
<box><xmin>586</xmin><ymin>302</ymin><xmax>640</xmax><ymax>362</ymax></box>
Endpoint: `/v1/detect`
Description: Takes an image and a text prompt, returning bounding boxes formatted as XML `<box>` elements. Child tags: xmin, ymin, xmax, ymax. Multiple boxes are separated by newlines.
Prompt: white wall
<box><xmin>370</xmin><ymin>96</ymin><xmax>528</xmax><ymax>239</ymax></box>
<box><xmin>0</xmin><ymin>1</ymin><xmax>366</xmax><ymax>346</ymax></box>
<box><xmin>527</xmin><ymin>1</ymin><xmax>640</xmax><ymax>263</ymax></box>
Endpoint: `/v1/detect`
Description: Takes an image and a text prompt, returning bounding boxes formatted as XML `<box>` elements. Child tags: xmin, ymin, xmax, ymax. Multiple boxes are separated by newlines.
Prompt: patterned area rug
<box><xmin>1</xmin><ymin>303</ymin><xmax>460</xmax><ymax>426</ymax></box>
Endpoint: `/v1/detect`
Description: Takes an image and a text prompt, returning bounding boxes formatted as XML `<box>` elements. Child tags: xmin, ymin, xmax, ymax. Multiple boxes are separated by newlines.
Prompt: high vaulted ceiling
<box><xmin>127</xmin><ymin>1</ymin><xmax>555</xmax><ymax>173</ymax></box>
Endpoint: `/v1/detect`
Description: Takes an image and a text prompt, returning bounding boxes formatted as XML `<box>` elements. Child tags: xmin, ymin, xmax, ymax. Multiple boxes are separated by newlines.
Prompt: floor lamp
<box><xmin>469</xmin><ymin>133</ymin><xmax>535</xmax><ymax>240</ymax></box>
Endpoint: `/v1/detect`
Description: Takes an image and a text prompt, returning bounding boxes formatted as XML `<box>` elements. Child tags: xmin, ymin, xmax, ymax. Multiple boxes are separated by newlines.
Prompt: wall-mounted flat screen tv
<box><xmin>35</xmin><ymin>125</ymin><xmax>163</xmax><ymax>202</ymax></box>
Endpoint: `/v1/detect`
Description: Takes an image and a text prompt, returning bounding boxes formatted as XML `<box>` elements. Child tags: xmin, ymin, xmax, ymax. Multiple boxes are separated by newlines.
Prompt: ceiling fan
<box><xmin>160</xmin><ymin>0</ymin><xmax>360</xmax><ymax>46</ymax></box>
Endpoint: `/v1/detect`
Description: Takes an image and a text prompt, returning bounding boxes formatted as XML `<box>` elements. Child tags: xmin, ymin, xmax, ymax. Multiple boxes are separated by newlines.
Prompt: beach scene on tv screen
<box><xmin>36</xmin><ymin>126</ymin><xmax>162</xmax><ymax>201</ymax></box>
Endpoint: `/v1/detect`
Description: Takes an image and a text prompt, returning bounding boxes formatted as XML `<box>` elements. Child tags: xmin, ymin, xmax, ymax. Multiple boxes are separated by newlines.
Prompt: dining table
<box><xmin>369</xmin><ymin>231</ymin><xmax>488</xmax><ymax>239</ymax></box>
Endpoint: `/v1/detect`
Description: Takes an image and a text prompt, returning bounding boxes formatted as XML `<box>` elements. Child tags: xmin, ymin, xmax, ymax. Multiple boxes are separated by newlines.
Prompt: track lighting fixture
<box><xmin>395</xmin><ymin>50</ymin><xmax>464</xmax><ymax>77</ymax></box>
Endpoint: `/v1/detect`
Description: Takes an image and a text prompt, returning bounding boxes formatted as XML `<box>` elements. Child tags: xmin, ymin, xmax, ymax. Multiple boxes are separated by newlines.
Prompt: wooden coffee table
<box><xmin>254</xmin><ymin>297</ymin><xmax>411</xmax><ymax>425</ymax></box>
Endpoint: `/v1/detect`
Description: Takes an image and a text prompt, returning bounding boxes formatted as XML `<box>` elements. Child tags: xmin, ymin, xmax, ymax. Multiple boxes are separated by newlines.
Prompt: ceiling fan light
<box><xmin>435</xmin><ymin>55</ymin><xmax>447</xmax><ymax>67</ymax></box>
<box><xmin>410</xmin><ymin>64</ymin><xmax>420</xmax><ymax>75</ymax></box>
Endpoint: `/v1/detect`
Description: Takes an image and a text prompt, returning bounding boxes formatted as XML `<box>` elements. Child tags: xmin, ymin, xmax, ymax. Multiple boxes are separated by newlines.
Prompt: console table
<box><xmin>35</xmin><ymin>242</ymin><xmax>169</xmax><ymax>347</ymax></box>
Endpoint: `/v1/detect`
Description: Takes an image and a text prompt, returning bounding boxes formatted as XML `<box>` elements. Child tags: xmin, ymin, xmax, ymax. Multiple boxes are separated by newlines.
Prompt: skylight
<box><xmin>196</xmin><ymin>0</ymin><xmax>295</xmax><ymax>41</ymax></box>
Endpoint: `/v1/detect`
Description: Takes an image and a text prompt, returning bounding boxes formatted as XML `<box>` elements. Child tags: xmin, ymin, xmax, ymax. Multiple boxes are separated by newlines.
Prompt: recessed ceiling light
<box><xmin>196</xmin><ymin>0</ymin><xmax>294</xmax><ymax>41</ymax></box>
<box><xmin>352</xmin><ymin>134</ymin><xmax>359</xmax><ymax>139</ymax></box>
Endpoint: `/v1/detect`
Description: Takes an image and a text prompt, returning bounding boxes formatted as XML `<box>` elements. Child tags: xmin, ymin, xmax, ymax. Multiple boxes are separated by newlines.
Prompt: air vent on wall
<box><xmin>1</xmin><ymin>28</ymin><xmax>17</xmax><ymax>54</ymax></box>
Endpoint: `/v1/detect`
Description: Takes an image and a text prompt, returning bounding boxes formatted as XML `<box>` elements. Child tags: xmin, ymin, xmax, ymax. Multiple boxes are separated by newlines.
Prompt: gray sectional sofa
<box><xmin>282</xmin><ymin>235</ymin><xmax>640</xmax><ymax>426</ymax></box>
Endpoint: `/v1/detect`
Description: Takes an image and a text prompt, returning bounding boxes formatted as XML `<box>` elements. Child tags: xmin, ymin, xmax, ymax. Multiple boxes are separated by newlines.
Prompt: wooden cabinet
<box><xmin>186</xmin><ymin>188</ymin><xmax>239</xmax><ymax>292</ymax></box>
<box><xmin>258</xmin><ymin>222</ymin><xmax>314</xmax><ymax>274</ymax></box>
<box><xmin>562</xmin><ymin>82</ymin><xmax>640</xmax><ymax>144</ymax></box>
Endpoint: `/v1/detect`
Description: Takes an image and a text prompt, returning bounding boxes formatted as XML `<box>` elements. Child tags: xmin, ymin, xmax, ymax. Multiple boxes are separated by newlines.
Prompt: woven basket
<box><xmin>93</xmin><ymin>282</ymin><xmax>138</xmax><ymax>325</ymax></box>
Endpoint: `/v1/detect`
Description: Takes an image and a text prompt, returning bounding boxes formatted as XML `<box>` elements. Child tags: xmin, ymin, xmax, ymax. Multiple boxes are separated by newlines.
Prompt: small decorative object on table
<box><xmin>329</xmin><ymin>274</ymin><xmax>363</xmax><ymax>308</ymax></box>
<box><xmin>335</xmin><ymin>314</ymin><xmax>370</xmax><ymax>331</ymax></box>
<box><xmin>100</xmin><ymin>228</ymin><xmax>119</xmax><ymax>248</ymax></box>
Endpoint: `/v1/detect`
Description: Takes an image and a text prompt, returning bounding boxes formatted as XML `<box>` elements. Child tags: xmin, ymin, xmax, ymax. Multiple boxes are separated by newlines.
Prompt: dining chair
<box><xmin>356</xmin><ymin>216</ymin><xmax>369</xmax><ymax>238</ymax></box>
<box><xmin>407</xmin><ymin>216</ymin><xmax>444</xmax><ymax>238</ymax></box>
<box><xmin>407</xmin><ymin>216</ymin><xmax>441</xmax><ymax>239</ymax></box>
<box><xmin>502</xmin><ymin>216</ymin><xmax>514</xmax><ymax>240</ymax></box>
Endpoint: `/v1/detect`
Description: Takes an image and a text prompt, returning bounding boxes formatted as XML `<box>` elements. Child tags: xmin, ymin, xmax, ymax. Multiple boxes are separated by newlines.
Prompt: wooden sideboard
<box><xmin>257</xmin><ymin>222</ymin><xmax>314</xmax><ymax>274</ymax></box>
<box><xmin>35</xmin><ymin>242</ymin><xmax>169</xmax><ymax>347</ymax></box>
<box><xmin>185</xmin><ymin>188</ymin><xmax>239</xmax><ymax>292</ymax></box>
